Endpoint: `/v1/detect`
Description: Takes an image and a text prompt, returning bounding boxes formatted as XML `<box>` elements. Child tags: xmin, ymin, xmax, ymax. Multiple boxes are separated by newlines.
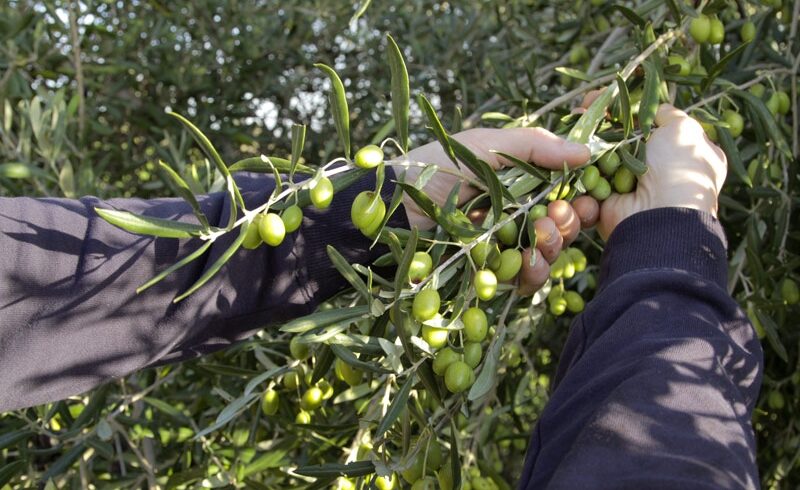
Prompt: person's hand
<box><xmin>397</xmin><ymin>127</ymin><xmax>595</xmax><ymax>296</ymax></box>
<box><xmin>576</xmin><ymin>91</ymin><xmax>728</xmax><ymax>239</ymax></box>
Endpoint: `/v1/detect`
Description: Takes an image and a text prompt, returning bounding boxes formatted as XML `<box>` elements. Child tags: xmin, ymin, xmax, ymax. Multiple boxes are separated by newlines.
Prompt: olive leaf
<box><xmin>616</xmin><ymin>74</ymin><xmax>632</xmax><ymax>138</ymax></box>
<box><xmin>418</xmin><ymin>94</ymin><xmax>459</xmax><ymax>168</ymax></box>
<box><xmin>639</xmin><ymin>59</ymin><xmax>660</xmax><ymax>138</ymax></box>
<box><xmin>158</xmin><ymin>160</ymin><xmax>210</xmax><ymax>229</ymax></box>
<box><xmin>281</xmin><ymin>306</ymin><xmax>371</xmax><ymax>334</ymax></box>
<box><xmin>290</xmin><ymin>124</ymin><xmax>307</xmax><ymax>180</ymax></box>
<box><xmin>327</xmin><ymin>245</ymin><xmax>371</xmax><ymax>301</ymax></box>
<box><xmin>95</xmin><ymin>207</ymin><xmax>206</xmax><ymax>238</ymax></box>
<box><xmin>386</xmin><ymin>34</ymin><xmax>410</xmax><ymax>152</ymax></box>
<box><xmin>315</xmin><ymin>63</ymin><xmax>351</xmax><ymax>159</ymax></box>
<box><xmin>295</xmin><ymin>461</ymin><xmax>375</xmax><ymax>478</ymax></box>
<box><xmin>228</xmin><ymin>156</ymin><xmax>314</xmax><ymax>175</ymax></box>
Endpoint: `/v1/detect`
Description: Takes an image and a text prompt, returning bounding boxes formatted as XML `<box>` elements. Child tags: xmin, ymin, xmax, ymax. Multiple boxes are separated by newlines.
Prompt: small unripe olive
<box><xmin>259</xmin><ymin>212</ymin><xmax>286</xmax><ymax>246</ymax></box>
<box><xmin>495</xmin><ymin>212</ymin><xmax>518</xmax><ymax>246</ymax></box>
<box><xmin>722</xmin><ymin>110</ymin><xmax>744</xmax><ymax>138</ymax></box>
<box><xmin>463</xmin><ymin>307</ymin><xmax>488</xmax><ymax>342</ymax></box>
<box><xmin>433</xmin><ymin>347</ymin><xmax>461</xmax><ymax>376</ymax></box>
<box><xmin>444</xmin><ymin>361</ymin><xmax>473</xmax><ymax>393</ymax></box>
<box><xmin>242</xmin><ymin>215</ymin><xmax>264</xmax><ymax>250</ymax></box>
<box><xmin>261</xmin><ymin>389</ymin><xmax>279</xmax><ymax>416</ymax></box>
<box><xmin>354</xmin><ymin>144</ymin><xmax>384</xmax><ymax>169</ymax></box>
<box><xmin>281</xmin><ymin>205</ymin><xmax>303</xmax><ymax>233</ymax></box>
<box><xmin>295</xmin><ymin>410</ymin><xmax>312</xmax><ymax>424</ymax></box>
<box><xmin>463</xmin><ymin>342</ymin><xmax>483</xmax><ymax>368</ymax></box>
<box><xmin>766</xmin><ymin>93</ymin><xmax>781</xmax><ymax>115</ymax></box>
<box><xmin>413</xmin><ymin>289</ymin><xmax>441</xmax><ymax>321</ymax></box>
<box><xmin>580</xmin><ymin>165</ymin><xmax>600</xmax><ymax>191</ymax></box>
<box><xmin>310</xmin><ymin>176</ymin><xmax>334</xmax><ymax>209</ymax></box>
<box><xmin>335</xmin><ymin>358</ymin><xmax>363</xmax><ymax>386</ymax></box>
<box><xmin>549</xmin><ymin>297</ymin><xmax>567</xmax><ymax>316</ymax></box>
<box><xmin>667</xmin><ymin>55</ymin><xmax>691</xmax><ymax>77</ymax></box>
<box><xmin>613</xmin><ymin>167</ymin><xmax>636</xmax><ymax>194</ymax></box>
<box><xmin>474</xmin><ymin>270</ymin><xmax>498</xmax><ymax>301</ymax></box>
<box><xmin>781</xmin><ymin>278</ymin><xmax>799</xmax><ymax>304</ymax></box>
<box><xmin>598</xmin><ymin>151</ymin><xmax>621</xmax><ymax>176</ymax></box>
<box><xmin>749</xmin><ymin>83</ymin><xmax>766</xmax><ymax>98</ymax></box>
<box><xmin>699</xmin><ymin>120</ymin><xmax>718</xmax><ymax>142</ymax></box>
<box><xmin>528</xmin><ymin>204</ymin><xmax>548</xmax><ymax>221</ymax></box>
<box><xmin>422</xmin><ymin>323</ymin><xmax>449</xmax><ymax>350</ymax></box>
<box><xmin>689</xmin><ymin>15</ymin><xmax>711</xmax><ymax>43</ymax></box>
<box><xmin>767</xmin><ymin>390</ymin><xmax>785</xmax><ymax>410</ymax></box>
<box><xmin>708</xmin><ymin>17</ymin><xmax>725</xmax><ymax>44</ymax></box>
<box><xmin>300</xmin><ymin>386</ymin><xmax>324</xmax><ymax>411</ymax></box>
<box><xmin>564</xmin><ymin>291</ymin><xmax>585</xmax><ymax>313</ymax></box>
<box><xmin>409</xmin><ymin>251</ymin><xmax>434</xmax><ymax>283</ymax></box>
<box><xmin>775</xmin><ymin>91</ymin><xmax>790</xmax><ymax>115</ymax></box>
<box><xmin>495</xmin><ymin>248</ymin><xmax>523</xmax><ymax>282</ymax></box>
<box><xmin>740</xmin><ymin>21</ymin><xmax>756</xmax><ymax>42</ymax></box>
<box><xmin>589</xmin><ymin>177</ymin><xmax>611</xmax><ymax>201</ymax></box>
<box><xmin>290</xmin><ymin>336</ymin><xmax>310</xmax><ymax>360</ymax></box>
<box><xmin>565</xmin><ymin>247</ymin><xmax>587</xmax><ymax>272</ymax></box>
<box><xmin>569</xmin><ymin>44</ymin><xmax>589</xmax><ymax>64</ymax></box>
<box><xmin>471</xmin><ymin>241</ymin><xmax>501</xmax><ymax>269</ymax></box>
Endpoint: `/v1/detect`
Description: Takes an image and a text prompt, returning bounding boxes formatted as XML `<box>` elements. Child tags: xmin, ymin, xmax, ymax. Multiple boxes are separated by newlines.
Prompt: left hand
<box><xmin>398</xmin><ymin>127</ymin><xmax>596</xmax><ymax>295</ymax></box>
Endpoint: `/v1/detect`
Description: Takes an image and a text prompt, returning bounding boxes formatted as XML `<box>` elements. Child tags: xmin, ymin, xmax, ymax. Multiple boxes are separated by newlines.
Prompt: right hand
<box><xmin>577</xmin><ymin>92</ymin><xmax>728</xmax><ymax>239</ymax></box>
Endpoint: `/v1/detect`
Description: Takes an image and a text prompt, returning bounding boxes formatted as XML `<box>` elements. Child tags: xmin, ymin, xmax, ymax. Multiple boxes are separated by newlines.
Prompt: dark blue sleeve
<box><xmin>0</xmin><ymin>171</ymin><xmax>405</xmax><ymax>412</ymax></box>
<box><xmin>518</xmin><ymin>208</ymin><xmax>763</xmax><ymax>490</ymax></box>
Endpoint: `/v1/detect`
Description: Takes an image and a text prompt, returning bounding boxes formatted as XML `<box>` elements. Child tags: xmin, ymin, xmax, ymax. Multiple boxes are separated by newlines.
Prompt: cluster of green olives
<box><xmin>580</xmin><ymin>150</ymin><xmax>636</xmax><ymax>200</ymax></box>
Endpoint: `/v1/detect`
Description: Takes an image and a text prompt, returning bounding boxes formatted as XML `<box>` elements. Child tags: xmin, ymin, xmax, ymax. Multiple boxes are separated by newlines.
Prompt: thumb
<box><xmin>598</xmin><ymin>193</ymin><xmax>639</xmax><ymax>241</ymax></box>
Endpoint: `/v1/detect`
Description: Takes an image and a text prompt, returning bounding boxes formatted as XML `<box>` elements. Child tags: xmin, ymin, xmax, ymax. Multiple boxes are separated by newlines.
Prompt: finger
<box><xmin>470</xmin><ymin>127</ymin><xmax>590</xmax><ymax>170</ymax></box>
<box><xmin>654</xmin><ymin>103</ymin><xmax>690</xmax><ymax>127</ymax></box>
<box><xmin>597</xmin><ymin>193</ymin><xmax>637</xmax><ymax>241</ymax></box>
<box><xmin>534</xmin><ymin>217</ymin><xmax>563</xmax><ymax>263</ymax></box>
<box><xmin>572</xmin><ymin>195</ymin><xmax>600</xmax><ymax>228</ymax></box>
<box><xmin>518</xmin><ymin>248</ymin><xmax>550</xmax><ymax>297</ymax></box>
<box><xmin>580</xmin><ymin>89</ymin><xmax>604</xmax><ymax>109</ymax></box>
<box><xmin>570</xmin><ymin>107</ymin><xmax>587</xmax><ymax>115</ymax></box>
<box><xmin>548</xmin><ymin>200</ymin><xmax>580</xmax><ymax>246</ymax></box>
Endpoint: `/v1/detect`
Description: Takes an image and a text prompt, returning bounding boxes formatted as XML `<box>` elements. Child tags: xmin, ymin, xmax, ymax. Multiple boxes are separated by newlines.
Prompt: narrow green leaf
<box><xmin>732</xmin><ymin>89</ymin><xmax>791</xmax><ymax>158</ymax></box>
<box><xmin>95</xmin><ymin>207</ymin><xmax>205</xmax><ymax>238</ymax></box>
<box><xmin>290</xmin><ymin>124</ymin><xmax>306</xmax><ymax>180</ymax></box>
<box><xmin>716</xmin><ymin>126</ymin><xmax>751</xmax><ymax>187</ymax></box>
<box><xmin>143</xmin><ymin>396</ymin><xmax>189</xmax><ymax>422</ymax></box>
<box><xmin>0</xmin><ymin>461</ymin><xmax>26</xmax><ymax>487</ymax></box>
<box><xmin>243</xmin><ymin>450</ymin><xmax>289</xmax><ymax>477</ymax></box>
<box><xmin>616</xmin><ymin>74</ymin><xmax>632</xmax><ymax>138</ymax></box>
<box><xmin>418</xmin><ymin>94</ymin><xmax>459</xmax><ymax>168</ymax></box>
<box><xmin>396</xmin><ymin>183</ymin><xmax>482</xmax><ymax>239</ymax></box>
<box><xmin>0</xmin><ymin>430</ymin><xmax>33</xmax><ymax>451</ymax></box>
<box><xmin>295</xmin><ymin>461</ymin><xmax>375</xmax><ymax>478</ymax></box>
<box><xmin>468</xmin><ymin>329</ymin><xmax>505</xmax><ymax>401</ymax></box>
<box><xmin>665</xmin><ymin>0</ymin><xmax>682</xmax><ymax>21</ymax></box>
<box><xmin>618</xmin><ymin>147</ymin><xmax>648</xmax><ymax>176</ymax></box>
<box><xmin>229</xmin><ymin>156</ymin><xmax>314</xmax><ymax>175</ymax></box>
<box><xmin>159</xmin><ymin>161</ymin><xmax>209</xmax><ymax>228</ymax></box>
<box><xmin>244</xmin><ymin>365</ymin><xmax>292</xmax><ymax>395</ymax></box>
<box><xmin>756</xmin><ymin>309</ymin><xmax>788</xmax><ymax>363</ymax></box>
<box><xmin>567</xmin><ymin>87</ymin><xmax>615</xmax><ymax>144</ymax></box>
<box><xmin>281</xmin><ymin>305</ymin><xmax>371</xmax><ymax>333</ymax></box>
<box><xmin>611</xmin><ymin>5</ymin><xmax>646</xmax><ymax>27</ymax></box>
<box><xmin>327</xmin><ymin>245</ymin><xmax>371</xmax><ymax>301</ymax></box>
<box><xmin>448</xmin><ymin>136</ymin><xmax>510</xmax><ymax>222</ymax></box>
<box><xmin>137</xmin><ymin>240</ymin><xmax>212</xmax><ymax>293</ymax></box>
<box><xmin>168</xmin><ymin>112</ymin><xmax>244</xmax><ymax>210</ymax></box>
<box><xmin>173</xmin><ymin>222</ymin><xmax>249</xmax><ymax>302</ymax></box>
<box><xmin>394</xmin><ymin>227</ymin><xmax>419</xmax><ymax>299</ymax></box>
<box><xmin>374</xmin><ymin>374</ymin><xmax>415</xmax><ymax>440</ymax></box>
<box><xmin>311</xmin><ymin>345</ymin><xmax>335</xmax><ymax>383</ymax></box>
<box><xmin>491</xmin><ymin>150</ymin><xmax>549</xmax><ymax>180</ymax></box>
<box><xmin>0</xmin><ymin>162</ymin><xmax>55</xmax><ymax>181</ymax></box>
<box><xmin>331</xmin><ymin>344</ymin><xmax>391</xmax><ymax>374</ymax></box>
<box><xmin>386</xmin><ymin>35</ymin><xmax>410</xmax><ymax>152</ymax></box>
<box><xmin>40</xmin><ymin>443</ymin><xmax>86</xmax><ymax>482</ymax></box>
<box><xmin>639</xmin><ymin>59</ymin><xmax>660</xmax><ymax>138</ymax></box>
<box><xmin>700</xmin><ymin>42</ymin><xmax>751</xmax><ymax>92</ymax></box>
<box><xmin>351</xmin><ymin>0</ymin><xmax>372</xmax><ymax>21</ymax></box>
<box><xmin>315</xmin><ymin>63</ymin><xmax>351</xmax><ymax>159</ymax></box>
<box><xmin>555</xmin><ymin>67</ymin><xmax>591</xmax><ymax>82</ymax></box>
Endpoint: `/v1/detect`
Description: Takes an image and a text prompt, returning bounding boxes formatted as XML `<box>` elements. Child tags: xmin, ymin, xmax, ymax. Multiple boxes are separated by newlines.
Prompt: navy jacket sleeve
<box><xmin>0</xmin><ymin>171</ymin><xmax>406</xmax><ymax>412</ymax></box>
<box><xmin>518</xmin><ymin>208</ymin><xmax>764</xmax><ymax>489</ymax></box>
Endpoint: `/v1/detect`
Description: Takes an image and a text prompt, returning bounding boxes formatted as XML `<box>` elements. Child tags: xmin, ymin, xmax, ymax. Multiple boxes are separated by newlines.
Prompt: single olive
<box><xmin>408</xmin><ymin>251</ymin><xmax>434</xmax><ymax>283</ymax></box>
<box><xmin>261</xmin><ymin>389</ymin><xmax>279</xmax><ymax>416</ymax></box>
<box><xmin>444</xmin><ymin>361</ymin><xmax>473</xmax><ymax>393</ymax></box>
<box><xmin>463</xmin><ymin>342</ymin><xmax>483</xmax><ymax>369</ymax></box>
<box><xmin>310</xmin><ymin>176</ymin><xmax>334</xmax><ymax>209</ymax></box>
<box><xmin>258</xmin><ymin>212</ymin><xmax>286</xmax><ymax>246</ymax></box>
<box><xmin>474</xmin><ymin>269</ymin><xmax>498</xmax><ymax>301</ymax></box>
<box><xmin>495</xmin><ymin>248</ymin><xmax>523</xmax><ymax>282</ymax></box>
<box><xmin>433</xmin><ymin>347</ymin><xmax>461</xmax><ymax>376</ymax></box>
<box><xmin>281</xmin><ymin>205</ymin><xmax>303</xmax><ymax>233</ymax></box>
<box><xmin>354</xmin><ymin>144</ymin><xmax>384</xmax><ymax>169</ymax></box>
<box><xmin>463</xmin><ymin>307</ymin><xmax>488</xmax><ymax>342</ymax></box>
<box><xmin>413</xmin><ymin>289</ymin><xmax>441</xmax><ymax>321</ymax></box>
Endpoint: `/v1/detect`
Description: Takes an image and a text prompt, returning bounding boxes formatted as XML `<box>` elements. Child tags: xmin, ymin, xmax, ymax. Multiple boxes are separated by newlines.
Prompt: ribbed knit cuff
<box><xmin>598</xmin><ymin>208</ymin><xmax>728</xmax><ymax>290</ymax></box>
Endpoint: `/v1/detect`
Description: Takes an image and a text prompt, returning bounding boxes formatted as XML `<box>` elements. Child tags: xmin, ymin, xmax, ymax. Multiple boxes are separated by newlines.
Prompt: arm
<box><xmin>0</xmin><ymin>171</ymin><xmax>404</xmax><ymax>412</ymax></box>
<box><xmin>518</xmin><ymin>208</ymin><xmax>763</xmax><ymax>489</ymax></box>
<box><xmin>519</xmin><ymin>104</ymin><xmax>763</xmax><ymax>489</ymax></box>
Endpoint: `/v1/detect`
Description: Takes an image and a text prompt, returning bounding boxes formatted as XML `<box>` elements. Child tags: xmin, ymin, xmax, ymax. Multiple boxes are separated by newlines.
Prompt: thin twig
<box><xmin>67</xmin><ymin>1</ymin><xmax>86</xmax><ymax>144</ymax></box>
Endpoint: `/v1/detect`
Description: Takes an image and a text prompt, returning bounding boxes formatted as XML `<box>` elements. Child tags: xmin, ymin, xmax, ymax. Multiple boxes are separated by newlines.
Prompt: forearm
<box><xmin>520</xmin><ymin>208</ymin><xmax>763</xmax><ymax>489</ymax></box>
<box><xmin>0</xmin><ymin>171</ymin><xmax>403</xmax><ymax>412</ymax></box>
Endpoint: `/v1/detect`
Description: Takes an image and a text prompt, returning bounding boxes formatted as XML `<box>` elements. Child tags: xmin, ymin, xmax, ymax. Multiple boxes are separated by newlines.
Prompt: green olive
<box><xmin>463</xmin><ymin>342</ymin><xmax>483</xmax><ymax>369</ymax></box>
<box><xmin>401</xmin><ymin>455</ymin><xmax>425</xmax><ymax>484</ymax></box>
<box><xmin>261</xmin><ymin>389</ymin><xmax>279</xmax><ymax>416</ymax></box>
<box><xmin>474</xmin><ymin>270</ymin><xmax>498</xmax><ymax>301</ymax></box>
<box><xmin>564</xmin><ymin>291</ymin><xmax>585</xmax><ymax>313</ymax></box>
<box><xmin>613</xmin><ymin>167</ymin><xmax>636</xmax><ymax>194</ymax></box>
<box><xmin>258</xmin><ymin>212</ymin><xmax>286</xmax><ymax>246</ymax></box>
<box><xmin>569</xmin><ymin>44</ymin><xmax>589</xmax><ymax>64</ymax></box>
<box><xmin>722</xmin><ymin>110</ymin><xmax>744</xmax><ymax>138</ymax></box>
<box><xmin>549</xmin><ymin>253</ymin><xmax>566</xmax><ymax>279</ymax></box>
<box><xmin>528</xmin><ymin>204</ymin><xmax>549</xmax><ymax>221</ymax></box>
<box><xmin>300</xmin><ymin>386</ymin><xmax>324</xmax><ymax>411</ymax></box>
<box><xmin>549</xmin><ymin>297</ymin><xmax>567</xmax><ymax>316</ymax></box>
<box><xmin>289</xmin><ymin>336</ymin><xmax>310</xmax><ymax>360</ymax></box>
<box><xmin>749</xmin><ymin>83</ymin><xmax>766</xmax><ymax>98</ymax></box>
<box><xmin>413</xmin><ymin>289</ymin><xmax>441</xmax><ymax>321</ymax></box>
<box><xmin>598</xmin><ymin>151</ymin><xmax>621</xmax><ymax>176</ymax></box>
<box><xmin>776</xmin><ymin>91</ymin><xmax>790</xmax><ymax>115</ymax></box>
<box><xmin>351</xmin><ymin>191</ymin><xmax>386</xmax><ymax>232</ymax></box>
<box><xmin>766</xmin><ymin>93</ymin><xmax>781</xmax><ymax>115</ymax></box>
<box><xmin>565</xmin><ymin>247</ymin><xmax>587</xmax><ymax>272</ymax></box>
<box><xmin>781</xmin><ymin>278</ymin><xmax>799</xmax><ymax>304</ymax></box>
<box><xmin>375</xmin><ymin>474</ymin><xmax>397</xmax><ymax>490</ymax></box>
<box><xmin>281</xmin><ymin>205</ymin><xmax>303</xmax><ymax>233</ymax></box>
<box><xmin>689</xmin><ymin>14</ymin><xmax>711</xmax><ymax>43</ymax></box>
<box><xmin>354</xmin><ymin>144</ymin><xmax>384</xmax><ymax>169</ymax></box>
<box><xmin>444</xmin><ymin>361</ymin><xmax>473</xmax><ymax>393</ymax></box>
<box><xmin>242</xmin><ymin>215</ymin><xmax>263</xmax><ymax>250</ymax></box>
<box><xmin>411</xmin><ymin>477</ymin><xmax>436</xmax><ymax>490</ymax></box>
<box><xmin>335</xmin><ymin>358</ymin><xmax>363</xmax><ymax>387</ymax></box>
<box><xmin>740</xmin><ymin>21</ymin><xmax>756</xmax><ymax>42</ymax></box>
<box><xmin>470</xmin><ymin>241</ymin><xmax>501</xmax><ymax>269</ymax></box>
<box><xmin>318</xmin><ymin>379</ymin><xmax>334</xmax><ymax>399</ymax></box>
<box><xmin>310</xmin><ymin>176</ymin><xmax>334</xmax><ymax>209</ymax></box>
<box><xmin>580</xmin><ymin>165</ymin><xmax>600</xmax><ymax>192</ymax></box>
<box><xmin>708</xmin><ymin>17</ymin><xmax>725</xmax><ymax>44</ymax></box>
<box><xmin>409</xmin><ymin>251</ymin><xmax>434</xmax><ymax>283</ymax></box>
<box><xmin>699</xmin><ymin>120</ymin><xmax>718</xmax><ymax>142</ymax></box>
<box><xmin>547</xmin><ymin>182</ymin><xmax>571</xmax><ymax>201</ymax></box>
<box><xmin>422</xmin><ymin>324</ymin><xmax>449</xmax><ymax>350</ymax></box>
<box><xmin>463</xmin><ymin>307</ymin><xmax>488</xmax><ymax>342</ymax></box>
<box><xmin>433</xmin><ymin>347</ymin><xmax>461</xmax><ymax>376</ymax></box>
<box><xmin>295</xmin><ymin>410</ymin><xmax>312</xmax><ymax>424</ymax></box>
<box><xmin>283</xmin><ymin>369</ymin><xmax>302</xmax><ymax>390</ymax></box>
<box><xmin>589</xmin><ymin>177</ymin><xmax>611</xmax><ymax>201</ymax></box>
<box><xmin>495</xmin><ymin>212</ymin><xmax>518</xmax><ymax>246</ymax></box>
<box><xmin>768</xmin><ymin>390</ymin><xmax>785</xmax><ymax>410</ymax></box>
<box><xmin>495</xmin><ymin>248</ymin><xmax>523</xmax><ymax>282</ymax></box>
<box><xmin>667</xmin><ymin>55</ymin><xmax>691</xmax><ymax>77</ymax></box>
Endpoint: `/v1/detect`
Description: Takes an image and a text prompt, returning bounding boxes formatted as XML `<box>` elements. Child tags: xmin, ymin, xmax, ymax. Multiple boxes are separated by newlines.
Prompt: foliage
<box><xmin>1</xmin><ymin>0</ymin><xmax>799</xmax><ymax>489</ymax></box>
